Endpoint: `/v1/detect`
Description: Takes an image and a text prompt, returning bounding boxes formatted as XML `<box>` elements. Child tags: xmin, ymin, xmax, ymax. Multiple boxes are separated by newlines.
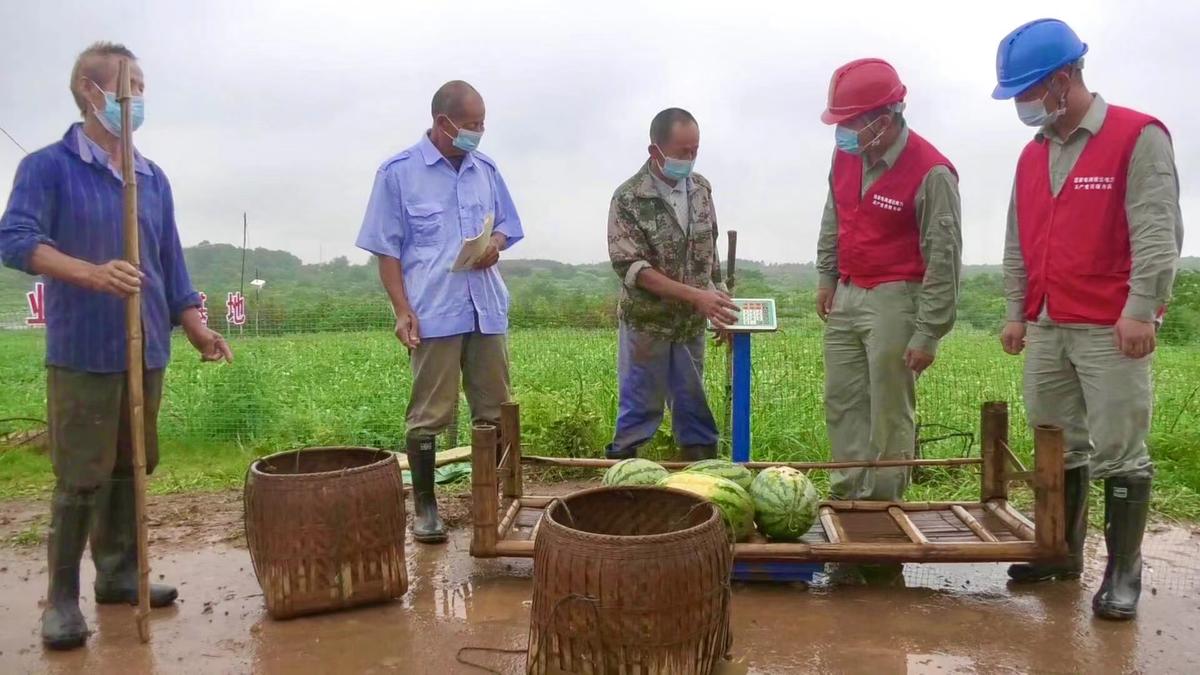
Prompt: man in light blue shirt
<box><xmin>356</xmin><ymin>80</ymin><xmax>523</xmax><ymax>544</ymax></box>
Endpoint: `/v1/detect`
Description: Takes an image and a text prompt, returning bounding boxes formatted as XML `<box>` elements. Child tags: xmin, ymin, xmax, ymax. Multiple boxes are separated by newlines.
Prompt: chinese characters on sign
<box><xmin>20</xmin><ymin>284</ymin><xmax>232</xmax><ymax>329</ymax></box>
<box><xmin>25</xmin><ymin>282</ymin><xmax>46</xmax><ymax>326</ymax></box>
<box><xmin>226</xmin><ymin>291</ymin><xmax>246</xmax><ymax>326</ymax></box>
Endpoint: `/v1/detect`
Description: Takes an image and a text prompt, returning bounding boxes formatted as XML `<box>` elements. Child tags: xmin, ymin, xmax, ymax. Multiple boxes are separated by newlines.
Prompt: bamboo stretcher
<box><xmin>470</xmin><ymin>401</ymin><xmax>1068</xmax><ymax>564</ymax></box>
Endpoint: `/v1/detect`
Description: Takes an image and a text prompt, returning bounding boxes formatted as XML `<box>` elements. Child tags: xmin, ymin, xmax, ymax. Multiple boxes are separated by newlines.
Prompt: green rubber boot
<box><xmin>1008</xmin><ymin>466</ymin><xmax>1089</xmax><ymax>583</ymax></box>
<box><xmin>1093</xmin><ymin>476</ymin><xmax>1151</xmax><ymax>621</ymax></box>
<box><xmin>41</xmin><ymin>487</ymin><xmax>92</xmax><ymax>651</ymax></box>
<box><xmin>407</xmin><ymin>435</ymin><xmax>447</xmax><ymax>544</ymax></box>
<box><xmin>91</xmin><ymin>476</ymin><xmax>178</xmax><ymax>607</ymax></box>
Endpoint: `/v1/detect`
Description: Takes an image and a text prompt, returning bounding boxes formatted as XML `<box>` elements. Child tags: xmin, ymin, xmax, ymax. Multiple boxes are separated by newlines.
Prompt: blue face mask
<box><xmin>835</xmin><ymin>115</ymin><xmax>889</xmax><ymax>156</ymax></box>
<box><xmin>90</xmin><ymin>80</ymin><xmax>144</xmax><ymax>137</ymax></box>
<box><xmin>834</xmin><ymin>126</ymin><xmax>861</xmax><ymax>154</ymax></box>
<box><xmin>654</xmin><ymin>145</ymin><xmax>694</xmax><ymax>180</ymax></box>
<box><xmin>442</xmin><ymin>117</ymin><xmax>483</xmax><ymax>152</ymax></box>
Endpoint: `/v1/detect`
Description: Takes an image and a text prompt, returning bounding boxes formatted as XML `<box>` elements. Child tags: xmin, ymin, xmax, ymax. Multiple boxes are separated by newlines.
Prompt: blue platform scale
<box><xmin>718</xmin><ymin>299</ymin><xmax>822</xmax><ymax>583</ymax></box>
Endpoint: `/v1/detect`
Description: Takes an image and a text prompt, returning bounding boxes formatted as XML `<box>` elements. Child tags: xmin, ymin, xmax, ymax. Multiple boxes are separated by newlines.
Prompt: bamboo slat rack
<box><xmin>470</xmin><ymin>401</ymin><xmax>1068</xmax><ymax>564</ymax></box>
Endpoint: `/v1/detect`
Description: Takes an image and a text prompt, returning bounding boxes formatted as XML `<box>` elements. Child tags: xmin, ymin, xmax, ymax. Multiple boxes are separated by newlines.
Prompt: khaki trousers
<box><xmin>1023</xmin><ymin>323</ymin><xmax>1154</xmax><ymax>479</ymax></box>
<box><xmin>405</xmin><ymin>331</ymin><xmax>511</xmax><ymax>439</ymax></box>
<box><xmin>823</xmin><ymin>281</ymin><xmax>919</xmax><ymax>501</ymax></box>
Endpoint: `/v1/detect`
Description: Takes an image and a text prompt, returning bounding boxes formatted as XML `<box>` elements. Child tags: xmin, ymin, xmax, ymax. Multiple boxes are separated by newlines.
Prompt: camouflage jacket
<box><xmin>607</xmin><ymin>161</ymin><xmax>725</xmax><ymax>342</ymax></box>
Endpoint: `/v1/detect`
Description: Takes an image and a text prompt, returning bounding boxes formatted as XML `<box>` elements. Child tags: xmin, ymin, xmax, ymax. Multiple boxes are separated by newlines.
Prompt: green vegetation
<box><xmin>1</xmin><ymin>325</ymin><xmax>1197</xmax><ymax>520</ymax></box>
<box><xmin>1</xmin><ymin>244</ymin><xmax>1198</xmax><ymax>520</ymax></box>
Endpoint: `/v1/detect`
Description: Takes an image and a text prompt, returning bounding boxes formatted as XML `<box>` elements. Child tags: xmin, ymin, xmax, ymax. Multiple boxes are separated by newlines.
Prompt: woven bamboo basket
<box><xmin>244</xmin><ymin>447</ymin><xmax>408</xmax><ymax>619</ymax></box>
<box><xmin>528</xmin><ymin>486</ymin><xmax>733</xmax><ymax>675</ymax></box>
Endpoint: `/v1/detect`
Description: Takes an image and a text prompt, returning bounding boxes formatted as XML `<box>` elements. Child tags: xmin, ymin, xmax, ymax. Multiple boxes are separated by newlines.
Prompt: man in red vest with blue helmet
<box><xmin>993</xmin><ymin>19</ymin><xmax>1183</xmax><ymax>621</ymax></box>
<box><xmin>817</xmin><ymin>59</ymin><xmax>963</xmax><ymax>507</ymax></box>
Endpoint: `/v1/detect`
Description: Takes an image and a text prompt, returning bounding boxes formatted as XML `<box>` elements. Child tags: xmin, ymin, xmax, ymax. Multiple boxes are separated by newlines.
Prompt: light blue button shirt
<box><xmin>355</xmin><ymin>133</ymin><xmax>524</xmax><ymax>339</ymax></box>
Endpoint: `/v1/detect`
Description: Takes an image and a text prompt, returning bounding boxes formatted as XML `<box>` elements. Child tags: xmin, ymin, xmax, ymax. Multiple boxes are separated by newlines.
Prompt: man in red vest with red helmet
<box><xmin>817</xmin><ymin>58</ymin><xmax>963</xmax><ymax>507</ymax></box>
<box><xmin>993</xmin><ymin>19</ymin><xmax>1183</xmax><ymax>621</ymax></box>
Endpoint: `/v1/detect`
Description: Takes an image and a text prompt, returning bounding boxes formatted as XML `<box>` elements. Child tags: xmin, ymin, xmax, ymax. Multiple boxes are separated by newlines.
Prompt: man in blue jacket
<box><xmin>0</xmin><ymin>42</ymin><xmax>232</xmax><ymax>650</ymax></box>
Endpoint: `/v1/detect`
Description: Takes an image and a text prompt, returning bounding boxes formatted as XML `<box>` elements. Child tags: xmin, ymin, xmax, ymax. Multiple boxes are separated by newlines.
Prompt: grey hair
<box><xmin>70</xmin><ymin>41</ymin><xmax>137</xmax><ymax>117</ymax></box>
<box><xmin>431</xmin><ymin>80</ymin><xmax>481</xmax><ymax>119</ymax></box>
<box><xmin>649</xmin><ymin>108</ymin><xmax>697</xmax><ymax>145</ymax></box>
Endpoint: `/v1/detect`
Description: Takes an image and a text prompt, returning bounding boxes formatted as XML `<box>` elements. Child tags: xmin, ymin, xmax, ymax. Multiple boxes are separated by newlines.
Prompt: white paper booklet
<box><xmin>451</xmin><ymin>213</ymin><xmax>495</xmax><ymax>272</ymax></box>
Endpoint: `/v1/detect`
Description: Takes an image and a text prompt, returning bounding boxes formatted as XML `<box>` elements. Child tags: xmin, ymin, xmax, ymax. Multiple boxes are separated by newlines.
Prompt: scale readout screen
<box><xmin>712</xmin><ymin>298</ymin><xmax>778</xmax><ymax>332</ymax></box>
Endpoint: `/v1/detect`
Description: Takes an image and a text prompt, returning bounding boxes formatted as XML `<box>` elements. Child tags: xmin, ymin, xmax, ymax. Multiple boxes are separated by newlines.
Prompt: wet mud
<box><xmin>1</xmin><ymin>491</ymin><xmax>1197</xmax><ymax>674</ymax></box>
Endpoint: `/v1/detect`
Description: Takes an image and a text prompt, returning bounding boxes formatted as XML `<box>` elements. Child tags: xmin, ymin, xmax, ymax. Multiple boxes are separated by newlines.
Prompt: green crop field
<box><xmin>1</xmin><ymin>325</ymin><xmax>1198</xmax><ymax>519</ymax></box>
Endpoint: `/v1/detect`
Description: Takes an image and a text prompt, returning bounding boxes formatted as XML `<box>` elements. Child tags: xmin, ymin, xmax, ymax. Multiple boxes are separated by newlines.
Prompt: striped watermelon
<box><xmin>602</xmin><ymin>458</ymin><xmax>669</xmax><ymax>487</ymax></box>
<box><xmin>682</xmin><ymin>459</ymin><xmax>754</xmax><ymax>492</ymax></box>
<box><xmin>657</xmin><ymin>472</ymin><xmax>756</xmax><ymax>541</ymax></box>
<box><xmin>749</xmin><ymin>467</ymin><xmax>820</xmax><ymax>542</ymax></box>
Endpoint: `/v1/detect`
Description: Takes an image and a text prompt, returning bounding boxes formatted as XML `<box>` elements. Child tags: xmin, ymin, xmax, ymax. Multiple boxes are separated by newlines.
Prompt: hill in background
<box><xmin>2</xmin><ymin>242</ymin><xmax>1198</xmax><ymax>340</ymax></box>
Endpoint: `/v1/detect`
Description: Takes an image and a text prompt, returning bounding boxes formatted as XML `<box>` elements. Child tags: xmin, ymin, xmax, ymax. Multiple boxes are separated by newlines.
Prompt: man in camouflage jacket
<box><xmin>605</xmin><ymin>108</ymin><xmax>740</xmax><ymax>460</ymax></box>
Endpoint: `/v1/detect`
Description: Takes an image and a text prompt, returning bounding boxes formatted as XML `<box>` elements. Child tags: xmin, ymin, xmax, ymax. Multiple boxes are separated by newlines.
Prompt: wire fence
<box><xmin>3</xmin><ymin>283</ymin><xmax>1199</xmax><ymax>469</ymax></box>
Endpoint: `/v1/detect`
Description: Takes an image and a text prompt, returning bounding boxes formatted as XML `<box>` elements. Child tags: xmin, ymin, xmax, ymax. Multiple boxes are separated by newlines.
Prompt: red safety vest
<box><xmin>833</xmin><ymin>131</ymin><xmax>956</xmax><ymax>288</ymax></box>
<box><xmin>1016</xmin><ymin>105</ymin><xmax>1167</xmax><ymax>325</ymax></box>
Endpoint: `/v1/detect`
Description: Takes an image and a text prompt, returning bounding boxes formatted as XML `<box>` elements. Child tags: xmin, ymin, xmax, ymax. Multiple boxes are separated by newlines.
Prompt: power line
<box><xmin>0</xmin><ymin>124</ymin><xmax>29</xmax><ymax>155</ymax></box>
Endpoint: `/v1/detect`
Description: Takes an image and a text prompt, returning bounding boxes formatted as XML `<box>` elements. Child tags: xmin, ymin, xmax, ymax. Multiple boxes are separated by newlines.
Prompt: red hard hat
<box><xmin>821</xmin><ymin>58</ymin><xmax>907</xmax><ymax>125</ymax></box>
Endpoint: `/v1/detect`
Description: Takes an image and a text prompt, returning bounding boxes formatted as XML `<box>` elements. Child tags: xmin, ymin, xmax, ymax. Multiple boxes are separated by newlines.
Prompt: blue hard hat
<box><xmin>992</xmin><ymin>18</ymin><xmax>1088</xmax><ymax>100</ymax></box>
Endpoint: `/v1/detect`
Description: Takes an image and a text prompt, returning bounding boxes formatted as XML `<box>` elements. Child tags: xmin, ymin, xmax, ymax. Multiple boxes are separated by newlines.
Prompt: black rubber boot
<box><xmin>91</xmin><ymin>476</ymin><xmax>178</xmax><ymax>607</ymax></box>
<box><xmin>1093</xmin><ymin>476</ymin><xmax>1151</xmax><ymax>621</ymax></box>
<box><xmin>604</xmin><ymin>443</ymin><xmax>636</xmax><ymax>460</ymax></box>
<box><xmin>680</xmin><ymin>445</ymin><xmax>718</xmax><ymax>462</ymax></box>
<box><xmin>407</xmin><ymin>435</ymin><xmax>447</xmax><ymax>544</ymax></box>
<box><xmin>41</xmin><ymin>487</ymin><xmax>92</xmax><ymax>651</ymax></box>
<box><xmin>1008</xmin><ymin>465</ymin><xmax>1090</xmax><ymax>583</ymax></box>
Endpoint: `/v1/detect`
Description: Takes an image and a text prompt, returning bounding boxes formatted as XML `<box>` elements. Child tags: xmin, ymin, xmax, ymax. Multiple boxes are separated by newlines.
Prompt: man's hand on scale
<box><xmin>692</xmin><ymin>288</ymin><xmax>740</xmax><ymax>328</ymax></box>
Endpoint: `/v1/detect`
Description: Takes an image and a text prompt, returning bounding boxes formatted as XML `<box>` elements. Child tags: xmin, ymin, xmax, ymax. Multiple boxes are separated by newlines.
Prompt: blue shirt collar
<box><xmin>417</xmin><ymin>132</ymin><xmax>474</xmax><ymax>171</ymax></box>
<box><xmin>65</xmin><ymin>124</ymin><xmax>153</xmax><ymax>177</ymax></box>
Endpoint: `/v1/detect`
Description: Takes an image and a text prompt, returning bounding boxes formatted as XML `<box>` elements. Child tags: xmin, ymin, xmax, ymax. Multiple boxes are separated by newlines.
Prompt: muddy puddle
<box><xmin>1</xmin><ymin>492</ymin><xmax>1198</xmax><ymax>674</ymax></box>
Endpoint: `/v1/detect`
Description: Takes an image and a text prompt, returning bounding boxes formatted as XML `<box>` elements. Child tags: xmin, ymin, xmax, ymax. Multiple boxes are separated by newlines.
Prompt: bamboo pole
<box><xmin>888</xmin><ymin>507</ymin><xmax>929</xmax><ymax>544</ymax></box>
<box><xmin>951</xmin><ymin>505</ymin><xmax>999</xmax><ymax>543</ymax></box>
<box><xmin>822</xmin><ymin>499</ymin><xmax>975</xmax><ymax>512</ymax></box>
<box><xmin>482</xmin><ymin>539</ymin><xmax>1041</xmax><ymax>563</ymax></box>
<box><xmin>984</xmin><ymin>500</ymin><xmax>1035</xmax><ymax>541</ymax></box>
<box><xmin>522</xmin><ymin>455</ymin><xmax>982</xmax><ymax>471</ymax></box>
<box><xmin>470</xmin><ymin>424</ymin><xmax>499</xmax><ymax>558</ymax></box>
<box><xmin>500</xmin><ymin>402</ymin><xmax>522</xmax><ymax>499</ymax></box>
<box><xmin>721</xmin><ymin>230</ymin><xmax>737</xmax><ymax>444</ymax></box>
<box><xmin>117</xmin><ymin>60</ymin><xmax>151</xmax><ymax>644</ymax></box>
<box><xmin>1002</xmin><ymin>440</ymin><xmax>1028</xmax><ymax>474</ymax></box>
<box><xmin>494</xmin><ymin>540</ymin><xmax>537</xmax><ymax>557</ymax></box>
<box><xmin>497</xmin><ymin>499</ymin><xmax>521</xmax><ymax>540</ymax></box>
<box><xmin>998</xmin><ymin>500</ymin><xmax>1038</xmax><ymax>531</ymax></box>
<box><xmin>1033</xmin><ymin>425</ymin><xmax>1067</xmax><ymax>557</ymax></box>
<box><xmin>733</xmin><ymin>541</ymin><xmax>1040</xmax><ymax>563</ymax></box>
<box><xmin>819</xmin><ymin>506</ymin><xmax>845</xmax><ymax>544</ymax></box>
<box><xmin>508</xmin><ymin>496</ymin><xmax>977</xmax><ymax>513</ymax></box>
<box><xmin>980</xmin><ymin>401</ymin><xmax>1009</xmax><ymax>501</ymax></box>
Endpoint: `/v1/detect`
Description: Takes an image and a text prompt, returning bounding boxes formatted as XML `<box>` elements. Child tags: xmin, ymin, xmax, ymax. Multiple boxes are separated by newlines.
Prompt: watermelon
<box><xmin>657</xmin><ymin>472</ymin><xmax>756</xmax><ymax>541</ymax></box>
<box><xmin>602</xmin><ymin>458</ymin><xmax>669</xmax><ymax>487</ymax></box>
<box><xmin>749</xmin><ymin>467</ymin><xmax>820</xmax><ymax>541</ymax></box>
<box><xmin>682</xmin><ymin>459</ymin><xmax>754</xmax><ymax>492</ymax></box>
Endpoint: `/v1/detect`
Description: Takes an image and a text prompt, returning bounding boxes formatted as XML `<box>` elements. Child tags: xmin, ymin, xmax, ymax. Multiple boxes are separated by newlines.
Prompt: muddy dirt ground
<box><xmin>1</xmin><ymin>485</ymin><xmax>1198</xmax><ymax>674</ymax></box>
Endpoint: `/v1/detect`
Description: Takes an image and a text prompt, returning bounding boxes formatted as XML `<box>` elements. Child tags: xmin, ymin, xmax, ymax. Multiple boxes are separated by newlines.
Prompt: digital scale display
<box><xmin>712</xmin><ymin>298</ymin><xmax>778</xmax><ymax>332</ymax></box>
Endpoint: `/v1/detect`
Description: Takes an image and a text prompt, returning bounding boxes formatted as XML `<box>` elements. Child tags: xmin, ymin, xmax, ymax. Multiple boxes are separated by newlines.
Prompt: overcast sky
<box><xmin>1</xmin><ymin>0</ymin><xmax>1194</xmax><ymax>266</ymax></box>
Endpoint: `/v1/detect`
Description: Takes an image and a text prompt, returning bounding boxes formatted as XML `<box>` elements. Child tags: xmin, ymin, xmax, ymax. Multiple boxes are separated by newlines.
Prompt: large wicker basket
<box><xmin>528</xmin><ymin>486</ymin><xmax>733</xmax><ymax>674</ymax></box>
<box><xmin>244</xmin><ymin>447</ymin><xmax>408</xmax><ymax>619</ymax></box>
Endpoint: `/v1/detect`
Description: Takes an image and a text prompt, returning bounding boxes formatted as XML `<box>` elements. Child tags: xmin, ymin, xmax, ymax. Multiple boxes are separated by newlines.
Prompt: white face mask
<box><xmin>1015</xmin><ymin>80</ymin><xmax>1066</xmax><ymax>128</ymax></box>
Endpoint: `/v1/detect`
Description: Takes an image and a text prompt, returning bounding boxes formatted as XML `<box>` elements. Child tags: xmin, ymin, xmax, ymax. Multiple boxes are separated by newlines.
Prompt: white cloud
<box><xmin>1</xmin><ymin>0</ymin><xmax>1195</xmax><ymax>265</ymax></box>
